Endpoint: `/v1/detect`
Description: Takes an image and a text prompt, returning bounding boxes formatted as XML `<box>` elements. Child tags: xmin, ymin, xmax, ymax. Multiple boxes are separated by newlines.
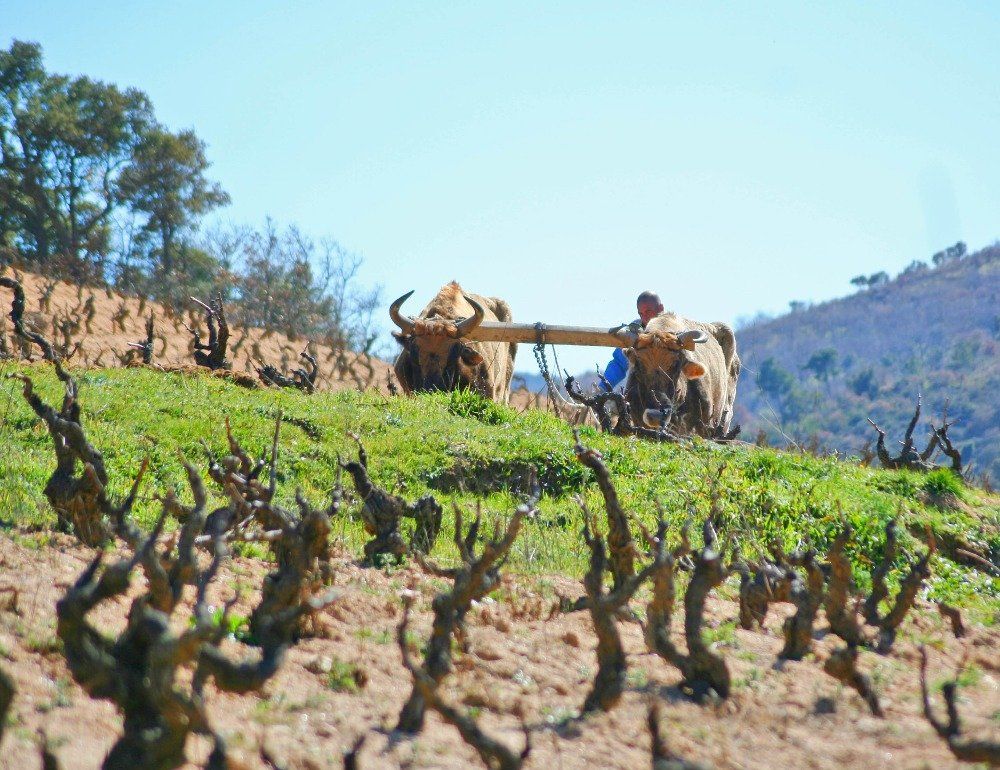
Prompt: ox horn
<box><xmin>677</xmin><ymin>329</ymin><xmax>709</xmax><ymax>350</ymax></box>
<box><xmin>454</xmin><ymin>294</ymin><xmax>486</xmax><ymax>336</ymax></box>
<box><xmin>389</xmin><ymin>290</ymin><xmax>417</xmax><ymax>334</ymax></box>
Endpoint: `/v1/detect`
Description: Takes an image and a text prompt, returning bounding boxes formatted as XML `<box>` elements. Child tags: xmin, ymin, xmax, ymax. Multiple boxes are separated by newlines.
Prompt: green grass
<box><xmin>922</xmin><ymin>467</ymin><xmax>965</xmax><ymax>499</ymax></box>
<box><xmin>0</xmin><ymin>363</ymin><xmax>998</xmax><ymax>620</ymax></box>
<box><xmin>191</xmin><ymin>607</ymin><xmax>252</xmax><ymax>643</ymax></box>
<box><xmin>325</xmin><ymin>659</ymin><xmax>365</xmax><ymax>693</ymax></box>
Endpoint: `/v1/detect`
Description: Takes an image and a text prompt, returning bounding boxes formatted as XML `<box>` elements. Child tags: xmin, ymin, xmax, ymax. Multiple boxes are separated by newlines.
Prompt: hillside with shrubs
<box><xmin>735</xmin><ymin>242</ymin><xmax>1000</xmax><ymax>481</ymax></box>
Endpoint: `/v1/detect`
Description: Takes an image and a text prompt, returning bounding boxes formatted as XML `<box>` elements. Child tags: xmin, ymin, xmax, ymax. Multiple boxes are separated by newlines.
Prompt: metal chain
<box><xmin>532</xmin><ymin>323</ymin><xmax>557</xmax><ymax>401</ymax></box>
<box><xmin>532</xmin><ymin>322</ymin><xmax>575</xmax><ymax>409</ymax></box>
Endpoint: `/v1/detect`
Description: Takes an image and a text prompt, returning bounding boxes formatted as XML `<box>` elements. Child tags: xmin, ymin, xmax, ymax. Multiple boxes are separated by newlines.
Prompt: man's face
<box><xmin>637</xmin><ymin>300</ymin><xmax>663</xmax><ymax>326</ymax></box>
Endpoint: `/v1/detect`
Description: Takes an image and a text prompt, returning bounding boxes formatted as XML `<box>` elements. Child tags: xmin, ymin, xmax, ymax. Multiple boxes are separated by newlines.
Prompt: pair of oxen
<box><xmin>389</xmin><ymin>282</ymin><xmax>740</xmax><ymax>438</ymax></box>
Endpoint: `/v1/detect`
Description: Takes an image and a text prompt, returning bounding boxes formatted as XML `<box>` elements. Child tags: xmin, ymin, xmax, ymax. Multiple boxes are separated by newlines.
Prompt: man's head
<box><xmin>636</xmin><ymin>291</ymin><xmax>664</xmax><ymax>327</ymax></box>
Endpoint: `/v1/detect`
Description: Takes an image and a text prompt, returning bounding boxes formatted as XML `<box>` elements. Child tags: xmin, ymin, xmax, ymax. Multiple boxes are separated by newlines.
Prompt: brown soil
<box><xmin>1</xmin><ymin>271</ymin><xmax>392</xmax><ymax>392</ymax></box>
<box><xmin>1</xmin><ymin>533</ymin><xmax>997</xmax><ymax>769</ymax></box>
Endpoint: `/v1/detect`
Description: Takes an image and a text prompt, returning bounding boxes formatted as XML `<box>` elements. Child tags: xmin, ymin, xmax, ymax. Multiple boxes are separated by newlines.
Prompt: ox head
<box><xmin>390</xmin><ymin>290</ymin><xmax>490</xmax><ymax>393</ymax></box>
<box><xmin>624</xmin><ymin>328</ymin><xmax>709</xmax><ymax>424</ymax></box>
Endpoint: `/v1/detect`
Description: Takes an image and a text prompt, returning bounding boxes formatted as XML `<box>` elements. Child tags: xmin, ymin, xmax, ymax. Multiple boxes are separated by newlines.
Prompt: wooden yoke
<box><xmin>462</xmin><ymin>321</ymin><xmax>638</xmax><ymax>348</ymax></box>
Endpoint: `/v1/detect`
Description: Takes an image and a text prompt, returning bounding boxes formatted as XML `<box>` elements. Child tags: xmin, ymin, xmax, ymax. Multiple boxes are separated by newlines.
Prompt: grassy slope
<box><xmin>1</xmin><ymin>363</ymin><xmax>997</xmax><ymax>620</ymax></box>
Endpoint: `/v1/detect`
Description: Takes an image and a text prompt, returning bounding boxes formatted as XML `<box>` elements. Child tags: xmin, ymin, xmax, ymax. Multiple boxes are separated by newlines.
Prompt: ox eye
<box><xmin>459</xmin><ymin>347</ymin><xmax>484</xmax><ymax>366</ymax></box>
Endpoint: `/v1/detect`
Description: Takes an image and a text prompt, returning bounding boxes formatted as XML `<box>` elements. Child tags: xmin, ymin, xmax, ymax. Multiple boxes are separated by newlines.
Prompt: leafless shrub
<box><xmin>199</xmin><ymin>417</ymin><xmax>338</xmax><ymax>641</ymax></box>
<box><xmin>0</xmin><ymin>666</ymin><xmax>13</xmax><ymax>747</ymax></box>
<box><xmin>38</xmin><ymin>277</ymin><xmax>57</xmax><ymax>313</ymax></box>
<box><xmin>197</xmin><ymin>415</ymin><xmax>276</xmax><ymax>539</ymax></box>
<box><xmin>565</xmin><ymin>373</ymin><xmax>633</xmax><ymax>435</ymax></box>
<box><xmin>82</xmin><ymin>293</ymin><xmax>96</xmax><ymax>334</ymax></box>
<box><xmin>778</xmin><ymin>548</ymin><xmax>824</xmax><ymax>660</ymax></box>
<box><xmin>3</xmin><ymin>279</ymin><xmax>146</xmax><ymax>545</ymax></box>
<box><xmin>110</xmin><ymin>299</ymin><xmax>130</xmax><ymax>333</ymax></box>
<box><xmin>648</xmin><ymin>700</ymin><xmax>708</xmax><ymax>770</ymax></box>
<box><xmin>231</xmin><ymin>327</ymin><xmax>250</xmax><ymax>356</ymax></box>
<box><xmin>937</xmin><ymin>603</ymin><xmax>966</xmax><ymax>638</ymax></box>
<box><xmin>256</xmin><ymin>349</ymin><xmax>319</xmax><ymax>393</ymax></box>
<box><xmin>736</xmin><ymin>553</ymin><xmax>795</xmax><ymax>630</ymax></box>
<box><xmin>579</xmin><ymin>512</ymin><xmax>659</xmax><ymax>712</ymax></box>
<box><xmin>396</xmin><ymin>485</ymin><xmax>537</xmax><ymax>732</ymax></box>
<box><xmin>644</xmin><ymin>520</ymin><xmax>731</xmax><ymax>700</ymax></box>
<box><xmin>823</xmin><ymin>645</ymin><xmax>883</xmax><ymax>717</ymax></box>
<box><xmin>2</xmin><ymin>276</ymin><xmax>58</xmax><ymax>362</ymax></box>
<box><xmin>50</xmin><ymin>320</ymin><xmax>82</xmax><ymax>361</ymax></box>
<box><xmin>124</xmin><ymin>314</ymin><xmax>156</xmax><ymax>365</ymax></box>
<box><xmin>340</xmin><ymin>434</ymin><xmax>443</xmax><ymax>565</ymax></box>
<box><xmin>397</xmin><ymin>598</ymin><xmax>531</xmax><ymax>768</ymax></box>
<box><xmin>186</xmin><ymin>292</ymin><xmax>231</xmax><ymax>370</ymax></box>
<box><xmin>737</xmin><ymin>540</ymin><xmax>825</xmax><ymax>659</ymax></box>
<box><xmin>920</xmin><ymin>647</ymin><xmax>1000</xmax><ymax>764</ymax></box>
<box><xmin>12</xmin><ymin>368</ymin><xmax>149</xmax><ymax>545</ymax></box>
<box><xmin>56</xmin><ymin>459</ymin><xmax>336</xmax><ymax>769</ymax></box>
<box><xmin>868</xmin><ymin>395</ymin><xmax>963</xmax><ymax>476</ymax></box>
<box><xmin>566</xmin><ymin>375</ymin><xmax>676</xmax><ymax>440</ymax></box>
<box><xmin>824</xmin><ymin>520</ymin><xmax>934</xmax><ymax>652</ymax></box>
<box><xmin>246</xmin><ymin>486</ymin><xmax>338</xmax><ymax>643</ymax></box>
<box><xmin>348</xmin><ymin>352</ymin><xmax>378</xmax><ymax>391</ymax></box>
<box><xmin>573</xmin><ymin>431</ymin><xmax>637</xmax><ymax>589</ymax></box>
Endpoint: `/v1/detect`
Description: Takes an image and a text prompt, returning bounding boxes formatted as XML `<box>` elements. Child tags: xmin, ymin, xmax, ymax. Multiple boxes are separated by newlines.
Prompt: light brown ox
<box><xmin>622</xmin><ymin>312</ymin><xmax>740</xmax><ymax>438</ymax></box>
<box><xmin>389</xmin><ymin>281</ymin><xmax>517</xmax><ymax>403</ymax></box>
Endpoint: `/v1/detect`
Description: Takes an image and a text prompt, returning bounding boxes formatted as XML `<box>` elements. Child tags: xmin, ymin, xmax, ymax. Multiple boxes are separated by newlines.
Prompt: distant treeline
<box><xmin>0</xmin><ymin>40</ymin><xmax>380</xmax><ymax>351</ymax></box>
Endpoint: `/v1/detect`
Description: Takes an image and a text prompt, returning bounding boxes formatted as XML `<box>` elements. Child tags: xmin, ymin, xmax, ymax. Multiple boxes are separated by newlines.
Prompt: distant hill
<box><xmin>733</xmin><ymin>243</ymin><xmax>1000</xmax><ymax>480</ymax></box>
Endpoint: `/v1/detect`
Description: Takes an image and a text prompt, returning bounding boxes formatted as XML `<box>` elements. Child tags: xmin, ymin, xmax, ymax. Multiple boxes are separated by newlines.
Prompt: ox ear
<box><xmin>682</xmin><ymin>360</ymin><xmax>706</xmax><ymax>379</ymax></box>
<box><xmin>459</xmin><ymin>346</ymin><xmax>484</xmax><ymax>366</ymax></box>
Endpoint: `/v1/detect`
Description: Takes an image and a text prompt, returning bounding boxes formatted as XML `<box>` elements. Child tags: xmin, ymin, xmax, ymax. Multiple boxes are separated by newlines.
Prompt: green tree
<box><xmin>1</xmin><ymin>40</ymin><xmax>226</xmax><ymax>286</ymax></box>
<box><xmin>949</xmin><ymin>339</ymin><xmax>979</xmax><ymax>369</ymax></box>
<box><xmin>932</xmin><ymin>241</ymin><xmax>967</xmax><ymax>267</ymax></box>
<box><xmin>803</xmin><ymin>348</ymin><xmax>838</xmax><ymax>383</ymax></box>
<box><xmin>0</xmin><ymin>40</ymin><xmax>155</xmax><ymax>279</ymax></box>
<box><xmin>866</xmin><ymin>271</ymin><xmax>889</xmax><ymax>288</ymax></box>
<box><xmin>756</xmin><ymin>357</ymin><xmax>794</xmax><ymax>400</ymax></box>
<box><xmin>117</xmin><ymin>126</ymin><xmax>228</xmax><ymax>280</ymax></box>
<box><xmin>848</xmin><ymin>367</ymin><xmax>879</xmax><ymax>399</ymax></box>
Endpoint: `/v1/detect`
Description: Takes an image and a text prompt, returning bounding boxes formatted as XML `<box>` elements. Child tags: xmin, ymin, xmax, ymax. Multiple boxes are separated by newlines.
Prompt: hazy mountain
<box><xmin>734</xmin><ymin>242</ymin><xmax>1000</xmax><ymax>479</ymax></box>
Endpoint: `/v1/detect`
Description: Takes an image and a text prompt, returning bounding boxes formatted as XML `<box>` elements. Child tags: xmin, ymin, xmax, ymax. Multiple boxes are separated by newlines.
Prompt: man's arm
<box><xmin>601</xmin><ymin>348</ymin><xmax>629</xmax><ymax>391</ymax></box>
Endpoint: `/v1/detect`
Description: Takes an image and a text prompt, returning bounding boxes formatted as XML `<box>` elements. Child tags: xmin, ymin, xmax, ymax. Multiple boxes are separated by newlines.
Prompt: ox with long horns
<box><xmin>623</xmin><ymin>312</ymin><xmax>740</xmax><ymax>438</ymax></box>
<box><xmin>389</xmin><ymin>282</ymin><xmax>517</xmax><ymax>403</ymax></box>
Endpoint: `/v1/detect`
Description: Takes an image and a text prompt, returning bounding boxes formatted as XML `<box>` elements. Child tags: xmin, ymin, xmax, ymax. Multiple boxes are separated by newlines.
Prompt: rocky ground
<box><xmin>1</xmin><ymin>533</ymin><xmax>997</xmax><ymax>769</ymax></box>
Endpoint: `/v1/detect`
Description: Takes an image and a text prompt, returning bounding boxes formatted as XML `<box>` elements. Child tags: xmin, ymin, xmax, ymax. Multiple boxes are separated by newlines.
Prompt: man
<box><xmin>601</xmin><ymin>290</ymin><xmax>664</xmax><ymax>391</ymax></box>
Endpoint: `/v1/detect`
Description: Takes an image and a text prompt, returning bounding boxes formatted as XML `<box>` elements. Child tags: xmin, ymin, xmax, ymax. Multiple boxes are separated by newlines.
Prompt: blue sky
<box><xmin>4</xmin><ymin>2</ymin><xmax>999</xmax><ymax>372</ymax></box>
